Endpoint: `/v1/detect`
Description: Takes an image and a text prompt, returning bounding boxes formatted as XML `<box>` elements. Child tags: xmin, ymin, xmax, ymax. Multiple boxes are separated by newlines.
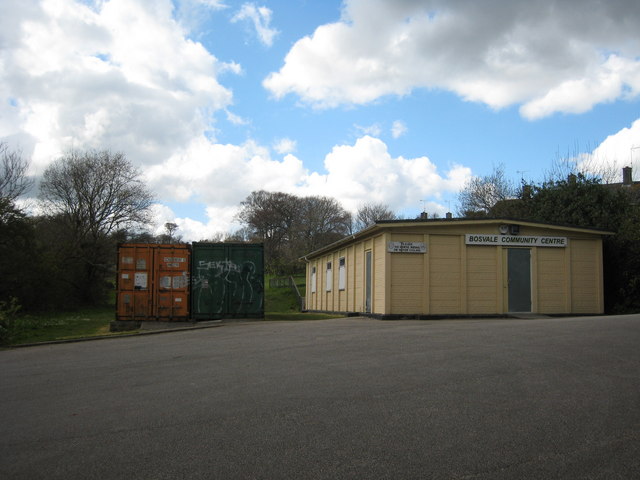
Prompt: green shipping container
<box><xmin>191</xmin><ymin>243</ymin><xmax>264</xmax><ymax>320</ymax></box>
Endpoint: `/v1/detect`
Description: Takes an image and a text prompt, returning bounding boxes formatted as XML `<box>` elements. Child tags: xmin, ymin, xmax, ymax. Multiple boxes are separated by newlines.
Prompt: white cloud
<box><xmin>195</xmin><ymin>0</ymin><xmax>227</xmax><ymax>8</ymax></box>
<box><xmin>264</xmin><ymin>0</ymin><xmax>640</xmax><ymax>117</ymax></box>
<box><xmin>521</xmin><ymin>56</ymin><xmax>640</xmax><ymax>119</ymax></box>
<box><xmin>355</xmin><ymin>123</ymin><xmax>382</xmax><ymax>137</ymax></box>
<box><xmin>231</xmin><ymin>3</ymin><xmax>278</xmax><ymax>47</ymax></box>
<box><xmin>149</xmin><ymin>203</ymin><xmax>234</xmax><ymax>242</ymax></box>
<box><xmin>273</xmin><ymin>137</ymin><xmax>296</xmax><ymax>154</ymax></box>
<box><xmin>225</xmin><ymin>109</ymin><xmax>249</xmax><ymax>125</ymax></box>
<box><xmin>0</xmin><ymin>0</ymin><xmax>472</xmax><ymax>242</ymax></box>
<box><xmin>301</xmin><ymin>135</ymin><xmax>470</xmax><ymax>213</ymax></box>
<box><xmin>391</xmin><ymin>120</ymin><xmax>407</xmax><ymax>139</ymax></box>
<box><xmin>144</xmin><ymin>134</ymin><xmax>470</xmax><ymax>240</ymax></box>
<box><xmin>0</xmin><ymin>0</ymin><xmax>236</xmax><ymax>173</ymax></box>
<box><xmin>578</xmin><ymin>118</ymin><xmax>640</xmax><ymax>182</ymax></box>
<box><xmin>144</xmin><ymin>137</ymin><xmax>307</xmax><ymax>206</ymax></box>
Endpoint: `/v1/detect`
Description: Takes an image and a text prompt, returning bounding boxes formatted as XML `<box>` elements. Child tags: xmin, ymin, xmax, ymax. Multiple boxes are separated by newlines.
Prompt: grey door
<box><xmin>365</xmin><ymin>251</ymin><xmax>372</xmax><ymax>313</ymax></box>
<box><xmin>508</xmin><ymin>248</ymin><xmax>531</xmax><ymax>312</ymax></box>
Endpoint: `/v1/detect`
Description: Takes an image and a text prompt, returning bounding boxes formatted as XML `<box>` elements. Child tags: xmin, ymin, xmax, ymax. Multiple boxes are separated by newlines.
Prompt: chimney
<box><xmin>623</xmin><ymin>166</ymin><xmax>633</xmax><ymax>185</ymax></box>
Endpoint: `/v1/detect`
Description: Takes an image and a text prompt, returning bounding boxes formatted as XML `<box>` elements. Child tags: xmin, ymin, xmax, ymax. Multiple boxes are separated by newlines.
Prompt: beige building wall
<box><xmin>390</xmin><ymin>234</ymin><xmax>425</xmax><ymax>315</ymax></box>
<box><xmin>304</xmin><ymin>220</ymin><xmax>607</xmax><ymax>317</ymax></box>
<box><xmin>570</xmin><ymin>239</ymin><xmax>602</xmax><ymax>314</ymax></box>
<box><xmin>429</xmin><ymin>235</ymin><xmax>462</xmax><ymax>315</ymax></box>
<box><xmin>373</xmin><ymin>235</ymin><xmax>386</xmax><ymax>314</ymax></box>
<box><xmin>466</xmin><ymin>245</ymin><xmax>499</xmax><ymax>315</ymax></box>
<box><xmin>537</xmin><ymin>247</ymin><xmax>567</xmax><ymax>314</ymax></box>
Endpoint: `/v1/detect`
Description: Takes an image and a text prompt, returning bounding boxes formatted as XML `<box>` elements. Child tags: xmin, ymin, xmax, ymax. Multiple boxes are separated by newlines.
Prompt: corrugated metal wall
<box><xmin>117</xmin><ymin>243</ymin><xmax>264</xmax><ymax>322</ymax></box>
<box><xmin>116</xmin><ymin>244</ymin><xmax>191</xmax><ymax>321</ymax></box>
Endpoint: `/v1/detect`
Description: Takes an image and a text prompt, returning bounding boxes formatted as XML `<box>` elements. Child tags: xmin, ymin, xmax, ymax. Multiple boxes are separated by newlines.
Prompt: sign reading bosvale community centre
<box><xmin>387</xmin><ymin>241</ymin><xmax>427</xmax><ymax>253</ymax></box>
<box><xmin>465</xmin><ymin>234</ymin><xmax>567</xmax><ymax>247</ymax></box>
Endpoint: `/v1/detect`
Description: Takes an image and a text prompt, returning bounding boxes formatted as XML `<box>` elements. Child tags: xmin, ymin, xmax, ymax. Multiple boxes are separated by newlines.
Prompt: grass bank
<box><xmin>5</xmin><ymin>275</ymin><xmax>341</xmax><ymax>345</ymax></box>
<box><xmin>7</xmin><ymin>307</ymin><xmax>118</xmax><ymax>345</ymax></box>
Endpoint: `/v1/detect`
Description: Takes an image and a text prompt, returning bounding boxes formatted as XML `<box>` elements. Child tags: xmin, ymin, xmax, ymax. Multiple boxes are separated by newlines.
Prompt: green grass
<box><xmin>8</xmin><ymin>306</ymin><xmax>119</xmax><ymax>345</ymax></box>
<box><xmin>264</xmin><ymin>274</ymin><xmax>339</xmax><ymax>321</ymax></box>
<box><xmin>5</xmin><ymin>275</ymin><xmax>340</xmax><ymax>345</ymax></box>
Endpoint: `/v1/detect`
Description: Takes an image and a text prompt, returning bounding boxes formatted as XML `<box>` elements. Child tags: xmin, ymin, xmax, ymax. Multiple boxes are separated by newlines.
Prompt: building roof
<box><xmin>302</xmin><ymin>217</ymin><xmax>614</xmax><ymax>260</ymax></box>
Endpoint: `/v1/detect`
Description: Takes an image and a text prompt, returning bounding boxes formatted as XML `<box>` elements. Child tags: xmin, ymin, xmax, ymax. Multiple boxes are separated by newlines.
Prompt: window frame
<box><xmin>338</xmin><ymin>257</ymin><xmax>346</xmax><ymax>291</ymax></box>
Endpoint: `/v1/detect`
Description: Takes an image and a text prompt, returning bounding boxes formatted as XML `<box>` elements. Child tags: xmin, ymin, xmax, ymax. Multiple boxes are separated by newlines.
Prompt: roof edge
<box><xmin>301</xmin><ymin>217</ymin><xmax>614</xmax><ymax>260</ymax></box>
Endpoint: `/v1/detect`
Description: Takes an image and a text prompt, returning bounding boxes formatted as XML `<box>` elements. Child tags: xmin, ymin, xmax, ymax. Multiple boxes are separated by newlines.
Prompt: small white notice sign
<box><xmin>387</xmin><ymin>241</ymin><xmax>427</xmax><ymax>253</ymax></box>
<box><xmin>134</xmin><ymin>272</ymin><xmax>148</xmax><ymax>289</ymax></box>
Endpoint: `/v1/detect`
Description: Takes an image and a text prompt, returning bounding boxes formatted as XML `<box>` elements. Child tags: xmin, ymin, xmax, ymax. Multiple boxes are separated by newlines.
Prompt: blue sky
<box><xmin>1</xmin><ymin>0</ymin><xmax>639</xmax><ymax>240</ymax></box>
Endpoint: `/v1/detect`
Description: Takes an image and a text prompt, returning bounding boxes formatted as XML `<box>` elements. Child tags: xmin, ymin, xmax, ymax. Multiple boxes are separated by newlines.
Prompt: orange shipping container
<box><xmin>116</xmin><ymin>244</ymin><xmax>191</xmax><ymax>321</ymax></box>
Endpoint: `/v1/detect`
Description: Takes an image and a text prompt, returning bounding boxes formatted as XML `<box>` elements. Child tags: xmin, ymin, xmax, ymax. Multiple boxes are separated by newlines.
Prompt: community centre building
<box><xmin>302</xmin><ymin>218</ymin><xmax>612</xmax><ymax>318</ymax></box>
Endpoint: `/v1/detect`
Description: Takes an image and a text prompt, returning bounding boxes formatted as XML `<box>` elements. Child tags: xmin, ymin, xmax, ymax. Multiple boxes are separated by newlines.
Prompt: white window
<box><xmin>338</xmin><ymin>257</ymin><xmax>346</xmax><ymax>290</ymax></box>
<box><xmin>311</xmin><ymin>266</ymin><xmax>317</xmax><ymax>293</ymax></box>
<box><xmin>326</xmin><ymin>261</ymin><xmax>333</xmax><ymax>291</ymax></box>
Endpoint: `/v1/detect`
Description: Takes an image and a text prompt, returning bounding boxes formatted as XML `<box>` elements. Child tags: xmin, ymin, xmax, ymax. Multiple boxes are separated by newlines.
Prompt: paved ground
<box><xmin>1</xmin><ymin>315</ymin><xmax>639</xmax><ymax>479</ymax></box>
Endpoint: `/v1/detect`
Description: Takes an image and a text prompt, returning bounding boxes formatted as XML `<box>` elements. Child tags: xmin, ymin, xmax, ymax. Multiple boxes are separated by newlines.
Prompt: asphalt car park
<box><xmin>1</xmin><ymin>314</ymin><xmax>639</xmax><ymax>479</ymax></box>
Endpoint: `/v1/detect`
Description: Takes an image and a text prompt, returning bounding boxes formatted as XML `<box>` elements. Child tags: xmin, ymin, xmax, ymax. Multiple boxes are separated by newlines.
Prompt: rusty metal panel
<box><xmin>154</xmin><ymin>245</ymin><xmax>190</xmax><ymax>320</ymax></box>
<box><xmin>116</xmin><ymin>244</ymin><xmax>154</xmax><ymax>321</ymax></box>
<box><xmin>116</xmin><ymin>244</ymin><xmax>191</xmax><ymax>321</ymax></box>
<box><xmin>191</xmin><ymin>243</ymin><xmax>264</xmax><ymax>320</ymax></box>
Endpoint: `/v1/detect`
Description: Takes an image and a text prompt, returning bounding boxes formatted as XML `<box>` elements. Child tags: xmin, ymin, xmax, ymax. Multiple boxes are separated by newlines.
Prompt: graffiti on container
<box><xmin>193</xmin><ymin>259</ymin><xmax>263</xmax><ymax>314</ymax></box>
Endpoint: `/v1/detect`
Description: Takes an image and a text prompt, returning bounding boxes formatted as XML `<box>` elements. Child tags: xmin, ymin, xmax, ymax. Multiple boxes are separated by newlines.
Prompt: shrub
<box><xmin>0</xmin><ymin>298</ymin><xmax>25</xmax><ymax>345</ymax></box>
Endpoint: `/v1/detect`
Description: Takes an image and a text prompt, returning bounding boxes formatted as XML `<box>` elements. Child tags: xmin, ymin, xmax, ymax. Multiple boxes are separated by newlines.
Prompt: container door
<box><xmin>191</xmin><ymin>243</ymin><xmax>265</xmax><ymax>320</ymax></box>
<box><xmin>191</xmin><ymin>244</ymin><xmax>227</xmax><ymax>320</ymax></box>
<box><xmin>154</xmin><ymin>246</ymin><xmax>190</xmax><ymax>320</ymax></box>
<box><xmin>507</xmin><ymin>248</ymin><xmax>531</xmax><ymax>312</ymax></box>
<box><xmin>116</xmin><ymin>244</ymin><xmax>153</xmax><ymax>320</ymax></box>
<box><xmin>226</xmin><ymin>244</ymin><xmax>264</xmax><ymax>317</ymax></box>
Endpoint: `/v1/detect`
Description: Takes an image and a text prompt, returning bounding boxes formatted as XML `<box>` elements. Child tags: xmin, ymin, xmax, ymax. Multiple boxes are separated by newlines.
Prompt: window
<box><xmin>326</xmin><ymin>261</ymin><xmax>333</xmax><ymax>291</ymax></box>
<box><xmin>338</xmin><ymin>257</ymin><xmax>346</xmax><ymax>290</ymax></box>
<box><xmin>311</xmin><ymin>266</ymin><xmax>317</xmax><ymax>293</ymax></box>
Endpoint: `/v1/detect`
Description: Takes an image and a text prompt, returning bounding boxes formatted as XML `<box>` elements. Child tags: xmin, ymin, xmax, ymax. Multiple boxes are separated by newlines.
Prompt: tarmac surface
<box><xmin>1</xmin><ymin>314</ymin><xmax>639</xmax><ymax>479</ymax></box>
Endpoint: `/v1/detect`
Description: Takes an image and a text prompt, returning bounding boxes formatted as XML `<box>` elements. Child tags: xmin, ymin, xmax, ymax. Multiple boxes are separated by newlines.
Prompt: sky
<box><xmin>1</xmin><ymin>0</ymin><xmax>639</xmax><ymax>241</ymax></box>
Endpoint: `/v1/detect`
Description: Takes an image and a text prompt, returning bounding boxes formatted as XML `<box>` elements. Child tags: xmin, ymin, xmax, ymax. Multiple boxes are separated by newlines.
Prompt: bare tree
<box><xmin>39</xmin><ymin>150</ymin><xmax>154</xmax><ymax>304</ymax></box>
<box><xmin>0</xmin><ymin>142</ymin><xmax>33</xmax><ymax>201</ymax></box>
<box><xmin>237</xmin><ymin>191</ymin><xmax>352</xmax><ymax>273</ymax></box>
<box><xmin>159</xmin><ymin>222</ymin><xmax>182</xmax><ymax>243</ymax></box>
<box><xmin>545</xmin><ymin>144</ymin><xmax>619</xmax><ymax>184</ymax></box>
<box><xmin>296</xmin><ymin>195</ymin><xmax>351</xmax><ymax>252</ymax></box>
<box><xmin>457</xmin><ymin>165</ymin><xmax>516</xmax><ymax>216</ymax></box>
<box><xmin>237</xmin><ymin>191</ymin><xmax>300</xmax><ymax>272</ymax></box>
<box><xmin>39</xmin><ymin>150</ymin><xmax>154</xmax><ymax>241</ymax></box>
<box><xmin>353</xmin><ymin>202</ymin><xmax>396</xmax><ymax>232</ymax></box>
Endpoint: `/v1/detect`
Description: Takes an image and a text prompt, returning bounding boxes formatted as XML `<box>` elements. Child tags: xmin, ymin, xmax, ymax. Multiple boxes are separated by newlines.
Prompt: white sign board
<box><xmin>465</xmin><ymin>234</ymin><xmax>567</xmax><ymax>247</ymax></box>
<box><xmin>387</xmin><ymin>241</ymin><xmax>427</xmax><ymax>253</ymax></box>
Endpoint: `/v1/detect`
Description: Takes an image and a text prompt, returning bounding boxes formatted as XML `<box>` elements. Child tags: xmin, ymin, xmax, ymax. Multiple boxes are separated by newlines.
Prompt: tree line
<box><xmin>235</xmin><ymin>191</ymin><xmax>396</xmax><ymax>274</ymax></box>
<box><xmin>1</xmin><ymin>144</ymin><xmax>639</xmax><ymax>316</ymax></box>
<box><xmin>0</xmin><ymin>147</ymin><xmax>155</xmax><ymax>312</ymax></box>
<box><xmin>0</xmin><ymin>144</ymin><xmax>397</xmax><ymax>314</ymax></box>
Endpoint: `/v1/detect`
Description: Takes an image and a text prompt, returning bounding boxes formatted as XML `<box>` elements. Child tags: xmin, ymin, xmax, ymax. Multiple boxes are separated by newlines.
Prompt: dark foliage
<box><xmin>490</xmin><ymin>174</ymin><xmax>640</xmax><ymax>313</ymax></box>
<box><xmin>237</xmin><ymin>191</ymin><xmax>352</xmax><ymax>274</ymax></box>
